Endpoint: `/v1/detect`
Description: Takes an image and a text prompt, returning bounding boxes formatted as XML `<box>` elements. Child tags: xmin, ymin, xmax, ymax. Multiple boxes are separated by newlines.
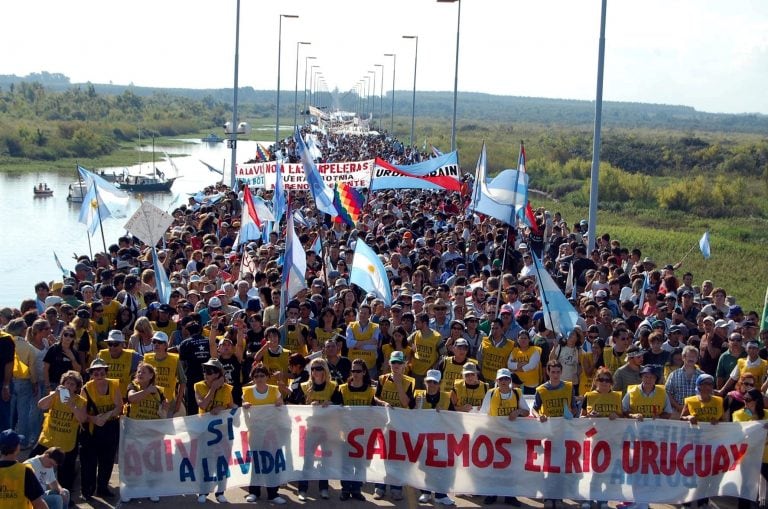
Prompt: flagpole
<box><xmin>676</xmin><ymin>243</ymin><xmax>698</xmax><ymax>266</ymax></box>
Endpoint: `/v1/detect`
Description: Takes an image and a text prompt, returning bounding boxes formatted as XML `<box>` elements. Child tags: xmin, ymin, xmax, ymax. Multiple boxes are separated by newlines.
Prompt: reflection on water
<box><xmin>0</xmin><ymin>139</ymin><xmax>266</xmax><ymax>307</ymax></box>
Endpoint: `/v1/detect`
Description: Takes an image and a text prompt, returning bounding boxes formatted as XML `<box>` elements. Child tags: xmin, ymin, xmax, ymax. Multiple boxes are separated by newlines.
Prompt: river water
<box><xmin>0</xmin><ymin>139</ymin><xmax>265</xmax><ymax>307</ymax></box>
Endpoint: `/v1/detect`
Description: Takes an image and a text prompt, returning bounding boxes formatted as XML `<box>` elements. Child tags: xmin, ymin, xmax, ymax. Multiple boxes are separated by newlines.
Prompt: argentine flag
<box><xmin>350</xmin><ymin>240</ymin><xmax>392</xmax><ymax>306</ymax></box>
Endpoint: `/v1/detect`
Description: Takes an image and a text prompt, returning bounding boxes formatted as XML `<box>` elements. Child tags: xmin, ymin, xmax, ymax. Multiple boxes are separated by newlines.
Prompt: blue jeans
<box><xmin>11</xmin><ymin>379</ymin><xmax>34</xmax><ymax>446</ymax></box>
<box><xmin>43</xmin><ymin>491</ymin><xmax>64</xmax><ymax>509</ymax></box>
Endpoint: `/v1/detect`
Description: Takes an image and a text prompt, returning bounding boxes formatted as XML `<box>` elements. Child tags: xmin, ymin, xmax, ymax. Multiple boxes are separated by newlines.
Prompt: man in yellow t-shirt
<box><xmin>0</xmin><ymin>429</ymin><xmax>47</xmax><ymax>509</ymax></box>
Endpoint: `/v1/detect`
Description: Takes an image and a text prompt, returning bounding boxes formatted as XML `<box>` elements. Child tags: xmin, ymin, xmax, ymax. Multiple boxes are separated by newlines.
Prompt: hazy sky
<box><xmin>3</xmin><ymin>0</ymin><xmax>767</xmax><ymax>114</ymax></box>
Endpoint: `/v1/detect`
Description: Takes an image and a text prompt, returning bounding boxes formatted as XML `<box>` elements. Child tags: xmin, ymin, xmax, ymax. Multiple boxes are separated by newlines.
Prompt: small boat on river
<box><xmin>66</xmin><ymin>181</ymin><xmax>86</xmax><ymax>202</ymax></box>
<box><xmin>201</xmin><ymin>133</ymin><xmax>223</xmax><ymax>143</ymax></box>
<box><xmin>33</xmin><ymin>182</ymin><xmax>53</xmax><ymax>197</ymax></box>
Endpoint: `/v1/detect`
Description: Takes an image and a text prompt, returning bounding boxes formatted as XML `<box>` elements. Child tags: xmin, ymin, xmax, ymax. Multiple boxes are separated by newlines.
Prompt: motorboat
<box><xmin>66</xmin><ymin>181</ymin><xmax>87</xmax><ymax>202</ymax></box>
<box><xmin>201</xmin><ymin>133</ymin><xmax>223</xmax><ymax>143</ymax></box>
<box><xmin>33</xmin><ymin>183</ymin><xmax>53</xmax><ymax>197</ymax></box>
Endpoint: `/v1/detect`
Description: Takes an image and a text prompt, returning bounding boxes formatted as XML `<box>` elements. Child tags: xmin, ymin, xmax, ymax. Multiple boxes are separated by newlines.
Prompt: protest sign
<box><xmin>119</xmin><ymin>407</ymin><xmax>765</xmax><ymax>503</ymax></box>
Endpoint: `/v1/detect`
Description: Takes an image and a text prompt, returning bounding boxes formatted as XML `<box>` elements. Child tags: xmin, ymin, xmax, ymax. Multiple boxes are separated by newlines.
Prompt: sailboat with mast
<box><xmin>117</xmin><ymin>133</ymin><xmax>177</xmax><ymax>192</ymax></box>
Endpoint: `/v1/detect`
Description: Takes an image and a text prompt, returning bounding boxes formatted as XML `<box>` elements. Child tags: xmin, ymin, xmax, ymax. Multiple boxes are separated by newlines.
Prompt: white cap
<box><xmin>107</xmin><ymin>330</ymin><xmax>124</xmax><ymax>343</ymax></box>
<box><xmin>425</xmin><ymin>369</ymin><xmax>442</xmax><ymax>383</ymax></box>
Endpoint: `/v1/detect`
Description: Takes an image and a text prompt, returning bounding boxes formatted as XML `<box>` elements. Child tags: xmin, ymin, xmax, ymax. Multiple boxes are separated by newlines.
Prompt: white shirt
<box><xmin>24</xmin><ymin>456</ymin><xmax>56</xmax><ymax>489</ymax></box>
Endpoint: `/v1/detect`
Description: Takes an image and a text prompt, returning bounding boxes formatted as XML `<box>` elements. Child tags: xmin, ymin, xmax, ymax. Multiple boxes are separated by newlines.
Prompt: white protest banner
<box><xmin>236</xmin><ymin>160</ymin><xmax>373</xmax><ymax>189</ymax></box>
<box><xmin>119</xmin><ymin>407</ymin><xmax>765</xmax><ymax>503</ymax></box>
<box><xmin>123</xmin><ymin>201</ymin><xmax>174</xmax><ymax>247</ymax></box>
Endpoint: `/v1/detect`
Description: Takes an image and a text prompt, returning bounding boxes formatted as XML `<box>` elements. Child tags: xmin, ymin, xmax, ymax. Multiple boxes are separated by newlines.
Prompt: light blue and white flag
<box><xmin>469</xmin><ymin>143</ymin><xmax>528</xmax><ymax>225</ymax></box>
<box><xmin>78</xmin><ymin>180</ymin><xmax>112</xmax><ymax>236</ymax></box>
<box><xmin>77</xmin><ymin>165</ymin><xmax>129</xmax><ymax>217</ymax></box>
<box><xmin>350</xmin><ymin>239</ymin><xmax>392</xmax><ymax>306</ymax></box>
<box><xmin>699</xmin><ymin>231</ymin><xmax>711</xmax><ymax>259</ymax></box>
<box><xmin>294</xmin><ymin>127</ymin><xmax>338</xmax><ymax>217</ymax></box>
<box><xmin>152</xmin><ymin>247</ymin><xmax>172</xmax><ymax>304</ymax></box>
<box><xmin>532</xmin><ymin>253</ymin><xmax>579</xmax><ymax>338</ymax></box>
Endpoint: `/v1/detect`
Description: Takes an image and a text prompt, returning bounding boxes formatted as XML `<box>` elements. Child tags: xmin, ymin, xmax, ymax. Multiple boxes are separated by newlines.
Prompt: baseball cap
<box><xmin>454</xmin><ymin>338</ymin><xmax>469</xmax><ymax>348</ymax></box>
<box><xmin>639</xmin><ymin>365</ymin><xmax>657</xmax><ymax>377</ymax></box>
<box><xmin>151</xmin><ymin>331</ymin><xmax>169</xmax><ymax>343</ymax></box>
<box><xmin>208</xmin><ymin>297</ymin><xmax>222</xmax><ymax>309</ymax></box>
<box><xmin>462</xmin><ymin>363</ymin><xmax>478</xmax><ymax>375</ymax></box>
<box><xmin>0</xmin><ymin>429</ymin><xmax>24</xmax><ymax>450</ymax></box>
<box><xmin>496</xmin><ymin>368</ymin><xmax>513</xmax><ymax>380</ymax></box>
<box><xmin>425</xmin><ymin>370</ymin><xmax>442</xmax><ymax>383</ymax></box>
<box><xmin>389</xmin><ymin>351</ymin><xmax>405</xmax><ymax>364</ymax></box>
<box><xmin>696</xmin><ymin>373</ymin><xmax>715</xmax><ymax>386</ymax></box>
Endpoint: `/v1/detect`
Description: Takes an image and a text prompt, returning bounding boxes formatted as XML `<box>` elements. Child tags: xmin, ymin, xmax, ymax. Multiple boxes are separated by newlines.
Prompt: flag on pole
<box><xmin>310</xmin><ymin>235</ymin><xmax>322</xmax><ymax>255</ymax></box>
<box><xmin>53</xmin><ymin>251</ymin><xmax>69</xmax><ymax>277</ymax></box>
<box><xmin>524</xmin><ymin>202</ymin><xmax>541</xmax><ymax>235</ymax></box>
<box><xmin>255</xmin><ymin>143</ymin><xmax>271</xmax><ymax>162</ymax></box>
<box><xmin>294</xmin><ymin>127</ymin><xmax>338</xmax><ymax>217</ymax></box>
<box><xmin>281</xmin><ymin>212</ymin><xmax>307</xmax><ymax>302</ymax></box>
<box><xmin>349</xmin><ymin>239</ymin><xmax>392</xmax><ymax>306</ymax></box>
<box><xmin>332</xmin><ymin>181</ymin><xmax>364</xmax><ymax>226</ymax></box>
<box><xmin>430</xmin><ymin>145</ymin><xmax>443</xmax><ymax>158</ymax></box>
<box><xmin>699</xmin><ymin>231</ymin><xmax>711</xmax><ymax>259</ymax></box>
<box><xmin>77</xmin><ymin>165</ymin><xmax>129</xmax><ymax>217</ymax></box>
<box><xmin>637</xmin><ymin>272</ymin><xmax>650</xmax><ymax>312</ymax></box>
<box><xmin>236</xmin><ymin>185</ymin><xmax>274</xmax><ymax>246</ymax></box>
<box><xmin>240</xmin><ymin>248</ymin><xmax>258</xmax><ymax>279</ymax></box>
<box><xmin>532</xmin><ymin>253</ymin><xmax>579</xmax><ymax>338</ymax></box>
<box><xmin>565</xmin><ymin>261</ymin><xmax>575</xmax><ymax>299</ymax></box>
<box><xmin>78</xmin><ymin>180</ymin><xmax>111</xmax><ymax>236</ymax></box>
<box><xmin>469</xmin><ymin>142</ymin><xmax>529</xmax><ymax>225</ymax></box>
<box><xmin>761</xmin><ymin>285</ymin><xmax>768</xmax><ymax>332</ymax></box>
<box><xmin>151</xmin><ymin>247</ymin><xmax>172</xmax><ymax>304</ymax></box>
<box><xmin>514</xmin><ymin>141</ymin><xmax>530</xmax><ymax>222</ymax></box>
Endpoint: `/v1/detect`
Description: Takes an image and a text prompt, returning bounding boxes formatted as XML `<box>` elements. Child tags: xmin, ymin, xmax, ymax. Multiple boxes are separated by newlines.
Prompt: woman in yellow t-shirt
<box><xmin>241</xmin><ymin>364</ymin><xmax>286</xmax><ymax>504</ymax></box>
<box><xmin>33</xmin><ymin>370</ymin><xmax>87</xmax><ymax>496</ymax></box>
<box><xmin>730</xmin><ymin>389</ymin><xmax>768</xmax><ymax>509</ymax></box>
<box><xmin>194</xmin><ymin>358</ymin><xmax>235</xmax><ymax>503</ymax></box>
<box><xmin>582</xmin><ymin>367</ymin><xmax>623</xmax><ymax>419</ymax></box>
<box><xmin>126</xmin><ymin>362</ymin><xmax>168</xmax><ymax>421</ymax></box>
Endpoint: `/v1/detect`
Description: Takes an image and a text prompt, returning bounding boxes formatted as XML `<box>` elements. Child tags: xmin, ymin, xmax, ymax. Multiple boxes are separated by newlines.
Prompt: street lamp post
<box><xmin>402</xmin><ymin>35</ymin><xmax>418</xmax><ymax>147</ymax></box>
<box><xmin>275</xmin><ymin>14</ymin><xmax>298</xmax><ymax>148</ymax></box>
<box><xmin>438</xmin><ymin>0</ymin><xmax>461</xmax><ymax>152</ymax></box>
<box><xmin>374</xmin><ymin>64</ymin><xmax>384</xmax><ymax>131</ymax></box>
<box><xmin>303</xmin><ymin>56</ymin><xmax>316</xmax><ymax>119</ymax></box>
<box><xmin>293</xmin><ymin>41</ymin><xmax>311</xmax><ymax>129</ymax></box>
<box><xmin>229</xmin><ymin>0</ymin><xmax>241</xmax><ymax>188</ymax></box>
<box><xmin>368</xmin><ymin>70</ymin><xmax>376</xmax><ymax>129</ymax></box>
<box><xmin>309</xmin><ymin>66</ymin><xmax>319</xmax><ymax>109</ymax></box>
<box><xmin>384</xmin><ymin>53</ymin><xmax>396</xmax><ymax>134</ymax></box>
<box><xmin>313</xmin><ymin>72</ymin><xmax>323</xmax><ymax>109</ymax></box>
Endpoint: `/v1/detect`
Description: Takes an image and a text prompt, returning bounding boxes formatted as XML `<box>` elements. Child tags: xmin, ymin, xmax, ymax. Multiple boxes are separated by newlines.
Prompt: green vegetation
<box><xmin>0</xmin><ymin>81</ymin><xmax>229</xmax><ymax>167</ymax></box>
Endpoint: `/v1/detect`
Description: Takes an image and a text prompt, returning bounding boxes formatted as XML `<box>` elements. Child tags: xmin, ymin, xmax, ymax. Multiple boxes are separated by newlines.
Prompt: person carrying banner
<box><xmin>338</xmin><ymin>358</ymin><xmax>382</xmax><ymax>501</ymax></box>
<box><xmin>437</xmin><ymin>337</ymin><xmax>476</xmax><ymax>393</ymax></box>
<box><xmin>623</xmin><ymin>365</ymin><xmax>672</xmax><ymax>420</ymax></box>
<box><xmin>582</xmin><ymin>367</ymin><xmax>622</xmax><ymax>419</ymax></box>
<box><xmin>475</xmin><ymin>368</ymin><xmax>527</xmax><ymax>506</ymax></box>
<box><xmin>732</xmin><ymin>388</ymin><xmax>768</xmax><ymax>509</ymax></box>
<box><xmin>79</xmin><ymin>358</ymin><xmax>122</xmax><ymax>501</ymax></box>
<box><xmin>414</xmin><ymin>369</ymin><xmax>456</xmax><ymax>505</ymax></box>
<box><xmin>290</xmin><ymin>358</ymin><xmax>342</xmax><ymax>501</ymax></box>
<box><xmin>533</xmin><ymin>360</ymin><xmax>576</xmax><ymax>421</ymax></box>
<box><xmin>681</xmin><ymin>373</ymin><xmax>724</xmax><ymax>424</ymax></box>
<box><xmin>194</xmin><ymin>358</ymin><xmax>234</xmax><ymax>503</ymax></box>
<box><xmin>374</xmin><ymin>351</ymin><xmax>416</xmax><ymax>500</ymax></box>
<box><xmin>241</xmin><ymin>364</ymin><xmax>286</xmax><ymax>505</ymax></box>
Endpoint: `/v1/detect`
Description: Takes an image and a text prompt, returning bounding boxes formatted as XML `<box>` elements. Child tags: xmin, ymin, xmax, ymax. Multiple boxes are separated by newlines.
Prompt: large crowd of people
<box><xmin>1</xmin><ymin>127</ymin><xmax>767</xmax><ymax>509</ymax></box>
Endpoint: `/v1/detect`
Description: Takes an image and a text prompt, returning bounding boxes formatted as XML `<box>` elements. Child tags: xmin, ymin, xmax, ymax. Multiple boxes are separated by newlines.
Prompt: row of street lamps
<box><xmin>229</xmin><ymin>2</ymin><xmax>462</xmax><ymax>187</ymax></box>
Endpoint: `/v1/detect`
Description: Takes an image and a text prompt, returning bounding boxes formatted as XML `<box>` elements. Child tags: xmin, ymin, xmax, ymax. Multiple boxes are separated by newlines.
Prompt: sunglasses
<box><xmin>311</xmin><ymin>366</ymin><xmax>325</xmax><ymax>372</ymax></box>
<box><xmin>62</xmin><ymin>333</ymin><xmax>75</xmax><ymax>338</ymax></box>
<box><xmin>390</xmin><ymin>360</ymin><xmax>404</xmax><ymax>365</ymax></box>
<box><xmin>350</xmin><ymin>369</ymin><xmax>363</xmax><ymax>374</ymax></box>
<box><xmin>597</xmin><ymin>378</ymin><xmax>612</xmax><ymax>383</ymax></box>
<box><xmin>742</xmin><ymin>382</ymin><xmax>755</xmax><ymax>387</ymax></box>
<box><xmin>203</xmin><ymin>368</ymin><xmax>220</xmax><ymax>375</ymax></box>
<box><xmin>152</xmin><ymin>340</ymin><xmax>166</xmax><ymax>345</ymax></box>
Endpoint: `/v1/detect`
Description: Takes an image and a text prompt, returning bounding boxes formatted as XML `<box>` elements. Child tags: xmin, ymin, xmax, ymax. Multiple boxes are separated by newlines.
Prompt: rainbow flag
<box><xmin>255</xmin><ymin>143</ymin><xmax>271</xmax><ymax>162</ymax></box>
<box><xmin>332</xmin><ymin>181</ymin><xmax>364</xmax><ymax>226</ymax></box>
